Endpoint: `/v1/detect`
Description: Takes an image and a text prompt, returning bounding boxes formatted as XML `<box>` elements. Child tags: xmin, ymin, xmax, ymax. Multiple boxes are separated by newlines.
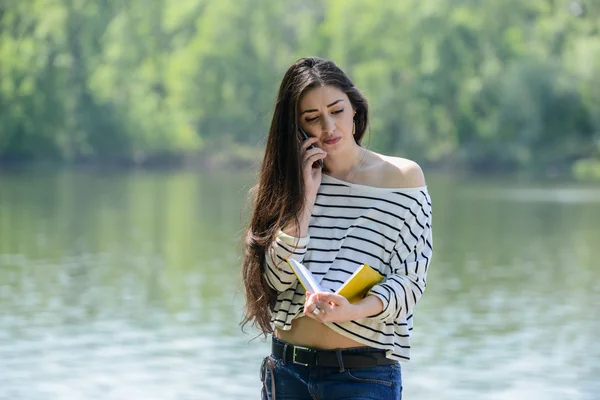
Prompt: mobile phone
<box><xmin>299</xmin><ymin>126</ymin><xmax>324</xmax><ymax>168</ymax></box>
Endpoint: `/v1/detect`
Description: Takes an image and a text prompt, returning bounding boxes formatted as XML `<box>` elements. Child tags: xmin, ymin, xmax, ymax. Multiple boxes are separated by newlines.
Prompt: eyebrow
<box><xmin>300</xmin><ymin>99</ymin><xmax>344</xmax><ymax>115</ymax></box>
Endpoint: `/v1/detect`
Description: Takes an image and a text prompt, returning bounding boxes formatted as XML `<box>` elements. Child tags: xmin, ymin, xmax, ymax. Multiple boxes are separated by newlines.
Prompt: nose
<box><xmin>321</xmin><ymin>115</ymin><xmax>335</xmax><ymax>135</ymax></box>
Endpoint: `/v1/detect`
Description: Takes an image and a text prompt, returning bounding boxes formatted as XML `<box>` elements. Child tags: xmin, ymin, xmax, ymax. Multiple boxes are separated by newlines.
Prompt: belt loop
<box><xmin>261</xmin><ymin>356</ymin><xmax>277</xmax><ymax>400</ymax></box>
<box><xmin>335</xmin><ymin>349</ymin><xmax>345</xmax><ymax>373</ymax></box>
<box><xmin>282</xmin><ymin>343</ymin><xmax>288</xmax><ymax>366</ymax></box>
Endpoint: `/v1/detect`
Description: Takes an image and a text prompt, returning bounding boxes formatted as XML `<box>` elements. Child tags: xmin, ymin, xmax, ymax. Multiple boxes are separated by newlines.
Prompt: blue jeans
<box><xmin>260</xmin><ymin>338</ymin><xmax>402</xmax><ymax>399</ymax></box>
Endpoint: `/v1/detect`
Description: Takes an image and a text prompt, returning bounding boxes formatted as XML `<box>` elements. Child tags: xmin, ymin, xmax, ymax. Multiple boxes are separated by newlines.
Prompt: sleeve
<box><xmin>263</xmin><ymin>230</ymin><xmax>309</xmax><ymax>292</ymax></box>
<box><xmin>367</xmin><ymin>192</ymin><xmax>433</xmax><ymax>323</ymax></box>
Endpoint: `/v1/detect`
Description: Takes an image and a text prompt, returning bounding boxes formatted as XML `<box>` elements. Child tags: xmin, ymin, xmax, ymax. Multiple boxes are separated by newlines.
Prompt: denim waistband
<box><xmin>271</xmin><ymin>336</ymin><xmax>387</xmax><ymax>355</ymax></box>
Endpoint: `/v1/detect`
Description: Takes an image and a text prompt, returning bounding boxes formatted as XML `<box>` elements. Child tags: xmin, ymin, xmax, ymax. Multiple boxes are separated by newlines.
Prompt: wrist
<box><xmin>301</xmin><ymin>203</ymin><xmax>314</xmax><ymax>220</ymax></box>
<box><xmin>348</xmin><ymin>303</ymin><xmax>363</xmax><ymax>321</ymax></box>
<box><xmin>352</xmin><ymin>296</ymin><xmax>385</xmax><ymax>319</ymax></box>
<box><xmin>303</xmin><ymin>194</ymin><xmax>316</xmax><ymax>212</ymax></box>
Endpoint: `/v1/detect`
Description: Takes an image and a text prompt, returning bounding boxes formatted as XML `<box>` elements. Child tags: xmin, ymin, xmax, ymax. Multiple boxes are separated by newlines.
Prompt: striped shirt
<box><xmin>263</xmin><ymin>173</ymin><xmax>433</xmax><ymax>361</ymax></box>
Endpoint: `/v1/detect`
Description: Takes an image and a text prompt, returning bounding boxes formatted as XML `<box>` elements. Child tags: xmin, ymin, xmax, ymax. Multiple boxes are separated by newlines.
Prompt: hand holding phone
<box><xmin>299</xmin><ymin>126</ymin><xmax>325</xmax><ymax>169</ymax></box>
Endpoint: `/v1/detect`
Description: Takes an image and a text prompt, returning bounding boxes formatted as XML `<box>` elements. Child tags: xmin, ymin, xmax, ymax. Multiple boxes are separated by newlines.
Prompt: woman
<box><xmin>241</xmin><ymin>57</ymin><xmax>433</xmax><ymax>399</ymax></box>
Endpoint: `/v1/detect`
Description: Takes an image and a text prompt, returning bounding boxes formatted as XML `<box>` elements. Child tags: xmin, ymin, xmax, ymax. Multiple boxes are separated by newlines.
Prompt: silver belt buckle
<box><xmin>292</xmin><ymin>346</ymin><xmax>310</xmax><ymax>366</ymax></box>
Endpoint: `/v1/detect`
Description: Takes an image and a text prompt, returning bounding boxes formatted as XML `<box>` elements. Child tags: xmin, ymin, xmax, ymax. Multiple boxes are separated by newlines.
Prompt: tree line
<box><xmin>1</xmin><ymin>0</ymin><xmax>599</xmax><ymax>177</ymax></box>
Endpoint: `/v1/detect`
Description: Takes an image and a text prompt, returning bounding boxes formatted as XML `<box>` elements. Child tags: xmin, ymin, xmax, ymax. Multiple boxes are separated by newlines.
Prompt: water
<box><xmin>0</xmin><ymin>168</ymin><xmax>598</xmax><ymax>399</ymax></box>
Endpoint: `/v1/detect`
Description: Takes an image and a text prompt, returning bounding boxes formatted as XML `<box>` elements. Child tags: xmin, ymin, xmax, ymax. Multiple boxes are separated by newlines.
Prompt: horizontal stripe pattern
<box><xmin>264</xmin><ymin>230</ymin><xmax>309</xmax><ymax>292</ymax></box>
<box><xmin>265</xmin><ymin>174</ymin><xmax>433</xmax><ymax>362</ymax></box>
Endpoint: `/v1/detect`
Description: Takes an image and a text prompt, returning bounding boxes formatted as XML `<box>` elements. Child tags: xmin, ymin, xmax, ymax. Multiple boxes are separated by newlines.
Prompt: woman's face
<box><xmin>298</xmin><ymin>85</ymin><xmax>355</xmax><ymax>155</ymax></box>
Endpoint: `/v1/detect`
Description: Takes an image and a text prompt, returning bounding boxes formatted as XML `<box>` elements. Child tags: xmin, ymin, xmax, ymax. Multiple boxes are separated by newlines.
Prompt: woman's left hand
<box><xmin>303</xmin><ymin>292</ymin><xmax>358</xmax><ymax>323</ymax></box>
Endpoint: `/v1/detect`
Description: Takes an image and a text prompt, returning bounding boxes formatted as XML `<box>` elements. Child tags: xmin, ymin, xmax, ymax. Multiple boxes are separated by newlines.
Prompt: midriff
<box><xmin>274</xmin><ymin>315</ymin><xmax>368</xmax><ymax>349</ymax></box>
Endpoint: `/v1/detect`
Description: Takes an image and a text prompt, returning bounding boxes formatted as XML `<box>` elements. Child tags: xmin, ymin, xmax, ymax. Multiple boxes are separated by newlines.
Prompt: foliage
<box><xmin>0</xmin><ymin>0</ymin><xmax>599</xmax><ymax>174</ymax></box>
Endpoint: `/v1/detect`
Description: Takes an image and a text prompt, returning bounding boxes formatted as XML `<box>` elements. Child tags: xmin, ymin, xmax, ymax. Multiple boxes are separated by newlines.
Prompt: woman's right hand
<box><xmin>301</xmin><ymin>137</ymin><xmax>327</xmax><ymax>206</ymax></box>
<box><xmin>281</xmin><ymin>137</ymin><xmax>326</xmax><ymax>238</ymax></box>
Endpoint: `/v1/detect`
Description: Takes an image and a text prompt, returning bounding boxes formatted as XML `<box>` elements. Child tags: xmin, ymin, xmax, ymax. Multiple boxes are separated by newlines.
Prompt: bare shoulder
<box><xmin>378</xmin><ymin>154</ymin><xmax>426</xmax><ymax>188</ymax></box>
<box><xmin>357</xmin><ymin>150</ymin><xmax>426</xmax><ymax>189</ymax></box>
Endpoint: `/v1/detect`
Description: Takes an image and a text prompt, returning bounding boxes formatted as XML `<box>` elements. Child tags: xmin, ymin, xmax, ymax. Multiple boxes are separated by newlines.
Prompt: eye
<box><xmin>306</xmin><ymin>116</ymin><xmax>319</xmax><ymax>123</ymax></box>
<box><xmin>332</xmin><ymin>108</ymin><xmax>344</xmax><ymax>115</ymax></box>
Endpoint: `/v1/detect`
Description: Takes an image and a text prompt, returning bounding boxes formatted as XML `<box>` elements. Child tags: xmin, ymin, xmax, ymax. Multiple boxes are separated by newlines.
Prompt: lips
<box><xmin>323</xmin><ymin>136</ymin><xmax>341</xmax><ymax>145</ymax></box>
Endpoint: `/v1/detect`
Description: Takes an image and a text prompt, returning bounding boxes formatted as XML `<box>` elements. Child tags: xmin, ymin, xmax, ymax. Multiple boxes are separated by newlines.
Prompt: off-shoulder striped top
<box><xmin>263</xmin><ymin>173</ymin><xmax>433</xmax><ymax>361</ymax></box>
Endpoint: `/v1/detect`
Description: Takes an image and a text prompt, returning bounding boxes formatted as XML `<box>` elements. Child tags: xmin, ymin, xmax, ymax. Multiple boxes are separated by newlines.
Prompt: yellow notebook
<box><xmin>286</xmin><ymin>259</ymin><xmax>384</xmax><ymax>303</ymax></box>
<box><xmin>335</xmin><ymin>264</ymin><xmax>385</xmax><ymax>303</ymax></box>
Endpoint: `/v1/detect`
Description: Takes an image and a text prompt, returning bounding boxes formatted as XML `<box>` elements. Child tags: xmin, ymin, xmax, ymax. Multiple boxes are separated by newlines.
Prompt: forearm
<box><xmin>349</xmin><ymin>295</ymin><xmax>385</xmax><ymax>320</ymax></box>
<box><xmin>263</xmin><ymin>228</ymin><xmax>310</xmax><ymax>292</ymax></box>
<box><xmin>305</xmin><ymin>292</ymin><xmax>385</xmax><ymax>323</ymax></box>
<box><xmin>281</xmin><ymin>204</ymin><xmax>313</xmax><ymax>238</ymax></box>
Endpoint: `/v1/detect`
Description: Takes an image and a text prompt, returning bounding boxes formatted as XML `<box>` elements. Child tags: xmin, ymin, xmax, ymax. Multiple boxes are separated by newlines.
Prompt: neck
<box><xmin>324</xmin><ymin>144</ymin><xmax>366</xmax><ymax>182</ymax></box>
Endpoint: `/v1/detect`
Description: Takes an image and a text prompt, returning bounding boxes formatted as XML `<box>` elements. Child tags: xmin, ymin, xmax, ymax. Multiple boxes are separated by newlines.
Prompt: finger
<box><xmin>304</xmin><ymin>308</ymin><xmax>319</xmax><ymax>320</ymax></box>
<box><xmin>313</xmin><ymin>296</ymin><xmax>335</xmax><ymax>313</ymax></box>
<box><xmin>304</xmin><ymin>301</ymin><xmax>321</xmax><ymax>320</ymax></box>
<box><xmin>315</xmin><ymin>292</ymin><xmax>344</xmax><ymax>306</ymax></box>
<box><xmin>304</xmin><ymin>155</ymin><xmax>327</xmax><ymax>170</ymax></box>
<box><xmin>302</xmin><ymin>150</ymin><xmax>327</xmax><ymax>168</ymax></box>
<box><xmin>307</xmin><ymin>303</ymin><xmax>325</xmax><ymax>320</ymax></box>
<box><xmin>305</xmin><ymin>293</ymin><xmax>328</xmax><ymax>317</ymax></box>
<box><xmin>315</xmin><ymin>292</ymin><xmax>338</xmax><ymax>302</ymax></box>
<box><xmin>305</xmin><ymin>296</ymin><xmax>319</xmax><ymax>312</ymax></box>
<box><xmin>312</xmin><ymin>308</ymin><xmax>325</xmax><ymax>321</ymax></box>
<box><xmin>302</xmin><ymin>146</ymin><xmax>326</xmax><ymax>161</ymax></box>
<box><xmin>304</xmin><ymin>304</ymin><xmax>315</xmax><ymax>316</ymax></box>
<box><xmin>317</xmin><ymin>300</ymin><xmax>335</xmax><ymax>314</ymax></box>
<box><xmin>304</xmin><ymin>293</ymin><xmax>317</xmax><ymax>311</ymax></box>
<box><xmin>301</xmin><ymin>136</ymin><xmax>320</xmax><ymax>150</ymax></box>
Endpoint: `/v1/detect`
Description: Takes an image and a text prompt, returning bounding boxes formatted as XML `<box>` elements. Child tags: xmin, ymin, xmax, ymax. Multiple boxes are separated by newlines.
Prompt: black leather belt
<box><xmin>271</xmin><ymin>339</ymin><xmax>397</xmax><ymax>369</ymax></box>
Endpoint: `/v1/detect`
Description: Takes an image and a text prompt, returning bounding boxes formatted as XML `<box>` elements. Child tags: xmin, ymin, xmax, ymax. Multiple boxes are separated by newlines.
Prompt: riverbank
<box><xmin>2</xmin><ymin>144</ymin><xmax>600</xmax><ymax>182</ymax></box>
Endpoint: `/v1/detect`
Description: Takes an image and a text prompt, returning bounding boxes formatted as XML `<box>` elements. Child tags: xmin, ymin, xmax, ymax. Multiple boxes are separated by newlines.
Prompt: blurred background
<box><xmin>0</xmin><ymin>0</ymin><xmax>599</xmax><ymax>399</ymax></box>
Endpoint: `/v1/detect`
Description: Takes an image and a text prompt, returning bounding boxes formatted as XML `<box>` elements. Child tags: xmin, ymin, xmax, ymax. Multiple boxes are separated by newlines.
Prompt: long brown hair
<box><xmin>240</xmin><ymin>57</ymin><xmax>369</xmax><ymax>335</ymax></box>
